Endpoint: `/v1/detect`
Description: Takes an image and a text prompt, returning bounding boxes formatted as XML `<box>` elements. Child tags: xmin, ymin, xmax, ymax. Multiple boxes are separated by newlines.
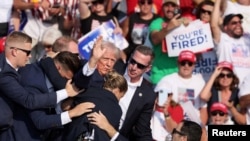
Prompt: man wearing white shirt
<box><xmin>73</xmin><ymin>39</ymin><xmax>156</xmax><ymax>141</ymax></box>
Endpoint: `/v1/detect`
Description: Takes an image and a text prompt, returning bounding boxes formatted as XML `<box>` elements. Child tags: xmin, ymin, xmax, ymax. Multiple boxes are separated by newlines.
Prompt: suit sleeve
<box><xmin>132</xmin><ymin>90</ymin><xmax>157</xmax><ymax>141</ymax></box>
<box><xmin>0</xmin><ymin>96</ymin><xmax>13</xmax><ymax>128</ymax></box>
<box><xmin>28</xmin><ymin>109</ymin><xmax>62</xmax><ymax>130</ymax></box>
<box><xmin>73</xmin><ymin>68</ymin><xmax>92</xmax><ymax>90</ymax></box>
<box><xmin>62</xmin><ymin>115</ymin><xmax>89</xmax><ymax>141</ymax></box>
<box><xmin>0</xmin><ymin>73</ymin><xmax>57</xmax><ymax>109</ymax></box>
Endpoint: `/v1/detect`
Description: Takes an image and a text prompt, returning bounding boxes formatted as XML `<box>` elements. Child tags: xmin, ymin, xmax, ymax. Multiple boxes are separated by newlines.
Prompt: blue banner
<box><xmin>78</xmin><ymin>20</ymin><xmax>128</xmax><ymax>60</ymax></box>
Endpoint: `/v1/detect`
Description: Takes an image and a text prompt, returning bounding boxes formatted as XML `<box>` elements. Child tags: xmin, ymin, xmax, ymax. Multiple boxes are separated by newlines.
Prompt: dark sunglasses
<box><xmin>200</xmin><ymin>8</ymin><xmax>212</xmax><ymax>15</ymax></box>
<box><xmin>172</xmin><ymin>128</ymin><xmax>186</xmax><ymax>136</ymax></box>
<box><xmin>211</xmin><ymin>111</ymin><xmax>226</xmax><ymax>116</ymax></box>
<box><xmin>43</xmin><ymin>44</ymin><xmax>52</xmax><ymax>49</ymax></box>
<box><xmin>219</xmin><ymin>73</ymin><xmax>233</xmax><ymax>78</ymax></box>
<box><xmin>139</xmin><ymin>0</ymin><xmax>153</xmax><ymax>5</ymax></box>
<box><xmin>92</xmin><ymin>0</ymin><xmax>104</xmax><ymax>5</ymax></box>
<box><xmin>129</xmin><ymin>58</ymin><xmax>148</xmax><ymax>69</ymax></box>
<box><xmin>179</xmin><ymin>61</ymin><xmax>194</xmax><ymax>67</ymax></box>
<box><xmin>10</xmin><ymin>47</ymin><xmax>31</xmax><ymax>56</ymax></box>
<box><xmin>230</xmin><ymin>20</ymin><xmax>242</xmax><ymax>25</ymax></box>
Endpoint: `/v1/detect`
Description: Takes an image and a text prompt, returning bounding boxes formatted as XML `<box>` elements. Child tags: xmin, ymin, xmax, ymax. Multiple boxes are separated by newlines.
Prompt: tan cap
<box><xmin>163</xmin><ymin>0</ymin><xmax>178</xmax><ymax>5</ymax></box>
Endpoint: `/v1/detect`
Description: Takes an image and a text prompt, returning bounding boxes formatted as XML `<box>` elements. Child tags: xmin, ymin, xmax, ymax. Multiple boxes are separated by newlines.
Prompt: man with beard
<box><xmin>121</xmin><ymin>0</ymin><xmax>159</xmax><ymax>61</ymax></box>
<box><xmin>149</xmin><ymin>0</ymin><xmax>186</xmax><ymax>86</ymax></box>
<box><xmin>211</xmin><ymin>0</ymin><xmax>250</xmax><ymax>84</ymax></box>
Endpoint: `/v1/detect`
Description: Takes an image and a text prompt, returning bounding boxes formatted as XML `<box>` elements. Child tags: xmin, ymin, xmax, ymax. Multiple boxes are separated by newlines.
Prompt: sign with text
<box><xmin>165</xmin><ymin>20</ymin><xmax>214</xmax><ymax>57</ymax></box>
<box><xmin>78</xmin><ymin>20</ymin><xmax>128</xmax><ymax>60</ymax></box>
<box><xmin>194</xmin><ymin>50</ymin><xmax>218</xmax><ymax>82</ymax></box>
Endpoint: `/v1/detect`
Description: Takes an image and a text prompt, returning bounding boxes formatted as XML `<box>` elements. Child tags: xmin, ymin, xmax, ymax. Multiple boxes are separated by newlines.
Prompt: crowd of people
<box><xmin>1</xmin><ymin>0</ymin><xmax>250</xmax><ymax>141</ymax></box>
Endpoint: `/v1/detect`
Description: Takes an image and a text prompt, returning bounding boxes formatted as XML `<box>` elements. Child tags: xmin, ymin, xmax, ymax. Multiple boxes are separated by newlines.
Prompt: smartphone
<box><xmin>174</xmin><ymin>8</ymin><xmax>182</xmax><ymax>19</ymax></box>
<box><xmin>157</xmin><ymin>89</ymin><xmax>171</xmax><ymax>107</ymax></box>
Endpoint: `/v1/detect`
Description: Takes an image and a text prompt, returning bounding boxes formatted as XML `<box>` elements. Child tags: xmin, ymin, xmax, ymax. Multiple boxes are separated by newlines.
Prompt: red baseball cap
<box><xmin>178</xmin><ymin>50</ymin><xmax>196</xmax><ymax>63</ymax></box>
<box><xmin>217</xmin><ymin>61</ymin><xmax>233</xmax><ymax>72</ymax></box>
<box><xmin>210</xmin><ymin>102</ymin><xmax>228</xmax><ymax>113</ymax></box>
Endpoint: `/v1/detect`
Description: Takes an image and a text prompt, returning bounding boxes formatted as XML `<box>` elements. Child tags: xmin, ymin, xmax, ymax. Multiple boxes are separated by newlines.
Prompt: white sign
<box><xmin>166</xmin><ymin>20</ymin><xmax>214</xmax><ymax>57</ymax></box>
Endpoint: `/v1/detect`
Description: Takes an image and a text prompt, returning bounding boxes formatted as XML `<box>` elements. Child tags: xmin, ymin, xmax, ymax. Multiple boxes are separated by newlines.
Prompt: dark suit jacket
<box><xmin>13</xmin><ymin>57</ymin><xmax>67</xmax><ymax>141</ymax></box>
<box><xmin>119</xmin><ymin>80</ymin><xmax>156</xmax><ymax>141</ymax></box>
<box><xmin>62</xmin><ymin>87</ymin><xmax>122</xmax><ymax>141</ymax></box>
<box><xmin>0</xmin><ymin>53</ymin><xmax>57</xmax><ymax>140</ymax></box>
<box><xmin>74</xmin><ymin>59</ymin><xmax>156</xmax><ymax>141</ymax></box>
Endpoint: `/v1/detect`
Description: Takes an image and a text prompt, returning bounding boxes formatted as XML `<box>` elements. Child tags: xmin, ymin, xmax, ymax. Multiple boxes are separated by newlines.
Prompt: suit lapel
<box><xmin>123</xmin><ymin>86</ymin><xmax>143</xmax><ymax>126</ymax></box>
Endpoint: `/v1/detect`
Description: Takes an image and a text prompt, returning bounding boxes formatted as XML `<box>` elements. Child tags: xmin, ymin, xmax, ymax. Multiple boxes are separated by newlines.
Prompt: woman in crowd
<box><xmin>195</xmin><ymin>0</ymin><xmax>214</xmax><ymax>23</ymax></box>
<box><xmin>78</xmin><ymin>0</ymin><xmax>122</xmax><ymax>36</ymax></box>
<box><xmin>200</xmin><ymin>61</ymin><xmax>245</xmax><ymax>125</ymax></box>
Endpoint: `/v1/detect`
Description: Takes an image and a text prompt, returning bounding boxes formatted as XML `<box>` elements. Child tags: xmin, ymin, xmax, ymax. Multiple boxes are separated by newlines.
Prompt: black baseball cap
<box><xmin>223</xmin><ymin>14</ymin><xmax>243</xmax><ymax>26</ymax></box>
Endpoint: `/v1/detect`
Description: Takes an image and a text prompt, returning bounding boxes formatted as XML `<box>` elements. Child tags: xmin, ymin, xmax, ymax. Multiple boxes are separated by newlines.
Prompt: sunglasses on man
<box><xmin>179</xmin><ymin>61</ymin><xmax>194</xmax><ymax>67</ymax></box>
<box><xmin>139</xmin><ymin>0</ymin><xmax>153</xmax><ymax>5</ymax></box>
<box><xmin>211</xmin><ymin>110</ymin><xmax>226</xmax><ymax>116</ymax></box>
<box><xmin>129</xmin><ymin>58</ymin><xmax>148</xmax><ymax>69</ymax></box>
<box><xmin>10</xmin><ymin>47</ymin><xmax>31</xmax><ymax>56</ymax></box>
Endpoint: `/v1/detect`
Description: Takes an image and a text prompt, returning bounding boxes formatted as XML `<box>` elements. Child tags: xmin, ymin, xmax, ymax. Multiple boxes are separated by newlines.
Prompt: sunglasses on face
<box><xmin>229</xmin><ymin>20</ymin><xmax>242</xmax><ymax>25</ymax></box>
<box><xmin>139</xmin><ymin>0</ymin><xmax>153</xmax><ymax>5</ymax></box>
<box><xmin>92</xmin><ymin>0</ymin><xmax>104</xmax><ymax>5</ymax></box>
<box><xmin>129</xmin><ymin>58</ymin><xmax>148</xmax><ymax>69</ymax></box>
<box><xmin>43</xmin><ymin>44</ymin><xmax>52</xmax><ymax>49</ymax></box>
<box><xmin>172</xmin><ymin>128</ymin><xmax>186</xmax><ymax>136</ymax></box>
<box><xmin>200</xmin><ymin>8</ymin><xmax>212</xmax><ymax>15</ymax></box>
<box><xmin>211</xmin><ymin>111</ymin><xmax>226</xmax><ymax>116</ymax></box>
<box><xmin>179</xmin><ymin>61</ymin><xmax>194</xmax><ymax>67</ymax></box>
<box><xmin>219</xmin><ymin>73</ymin><xmax>233</xmax><ymax>78</ymax></box>
<box><xmin>10</xmin><ymin>47</ymin><xmax>31</xmax><ymax>56</ymax></box>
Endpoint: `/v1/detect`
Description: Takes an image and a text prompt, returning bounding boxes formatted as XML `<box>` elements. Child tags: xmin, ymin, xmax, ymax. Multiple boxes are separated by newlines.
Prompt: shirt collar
<box><xmin>6</xmin><ymin>57</ymin><xmax>18</xmax><ymax>71</ymax></box>
<box><xmin>124</xmin><ymin>68</ymin><xmax>143</xmax><ymax>87</ymax></box>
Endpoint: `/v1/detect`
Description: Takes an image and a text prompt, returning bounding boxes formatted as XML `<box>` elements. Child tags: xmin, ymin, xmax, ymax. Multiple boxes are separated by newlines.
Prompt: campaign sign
<box><xmin>166</xmin><ymin>20</ymin><xmax>214</xmax><ymax>57</ymax></box>
<box><xmin>78</xmin><ymin>29</ymin><xmax>101</xmax><ymax>60</ymax></box>
<box><xmin>78</xmin><ymin>20</ymin><xmax>128</xmax><ymax>60</ymax></box>
<box><xmin>193</xmin><ymin>50</ymin><xmax>218</xmax><ymax>82</ymax></box>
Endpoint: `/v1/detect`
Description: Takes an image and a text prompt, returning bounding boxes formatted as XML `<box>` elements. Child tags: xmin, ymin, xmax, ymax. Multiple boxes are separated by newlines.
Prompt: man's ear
<box><xmin>223</xmin><ymin>25</ymin><xmax>227</xmax><ymax>32</ymax></box>
<box><xmin>145</xmin><ymin>65</ymin><xmax>152</xmax><ymax>73</ymax></box>
<box><xmin>55</xmin><ymin>62</ymin><xmax>61</xmax><ymax>71</ymax></box>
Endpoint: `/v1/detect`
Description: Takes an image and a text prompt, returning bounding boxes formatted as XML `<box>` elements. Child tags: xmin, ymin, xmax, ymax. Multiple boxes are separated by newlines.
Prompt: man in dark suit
<box><xmin>0</xmin><ymin>31</ymin><xmax>79</xmax><ymax>140</ymax></box>
<box><xmin>74</xmin><ymin>38</ymin><xmax>156</xmax><ymax>141</ymax></box>
<box><xmin>62</xmin><ymin>70</ymin><xmax>128</xmax><ymax>141</ymax></box>
<box><xmin>13</xmin><ymin>51</ymin><xmax>95</xmax><ymax>141</ymax></box>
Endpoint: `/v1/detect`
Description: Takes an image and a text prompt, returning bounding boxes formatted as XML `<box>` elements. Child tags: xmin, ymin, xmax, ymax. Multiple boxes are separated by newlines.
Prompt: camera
<box><xmin>157</xmin><ymin>89</ymin><xmax>171</xmax><ymax>107</ymax></box>
<box><xmin>174</xmin><ymin>8</ymin><xmax>182</xmax><ymax>18</ymax></box>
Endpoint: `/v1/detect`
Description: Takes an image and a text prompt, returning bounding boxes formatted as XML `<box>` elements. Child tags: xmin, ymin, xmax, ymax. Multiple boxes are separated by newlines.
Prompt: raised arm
<box><xmin>73</xmin><ymin>36</ymin><xmax>106</xmax><ymax>89</ymax></box>
<box><xmin>150</xmin><ymin>14</ymin><xmax>182</xmax><ymax>45</ymax></box>
<box><xmin>121</xmin><ymin>17</ymin><xmax>129</xmax><ymax>38</ymax></box>
<box><xmin>0</xmin><ymin>74</ymin><xmax>78</xmax><ymax>109</ymax></box>
<box><xmin>210</xmin><ymin>0</ymin><xmax>222</xmax><ymax>43</ymax></box>
<box><xmin>200</xmin><ymin>66</ymin><xmax>222</xmax><ymax>102</ymax></box>
<box><xmin>79</xmin><ymin>0</ymin><xmax>92</xmax><ymax>19</ymax></box>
